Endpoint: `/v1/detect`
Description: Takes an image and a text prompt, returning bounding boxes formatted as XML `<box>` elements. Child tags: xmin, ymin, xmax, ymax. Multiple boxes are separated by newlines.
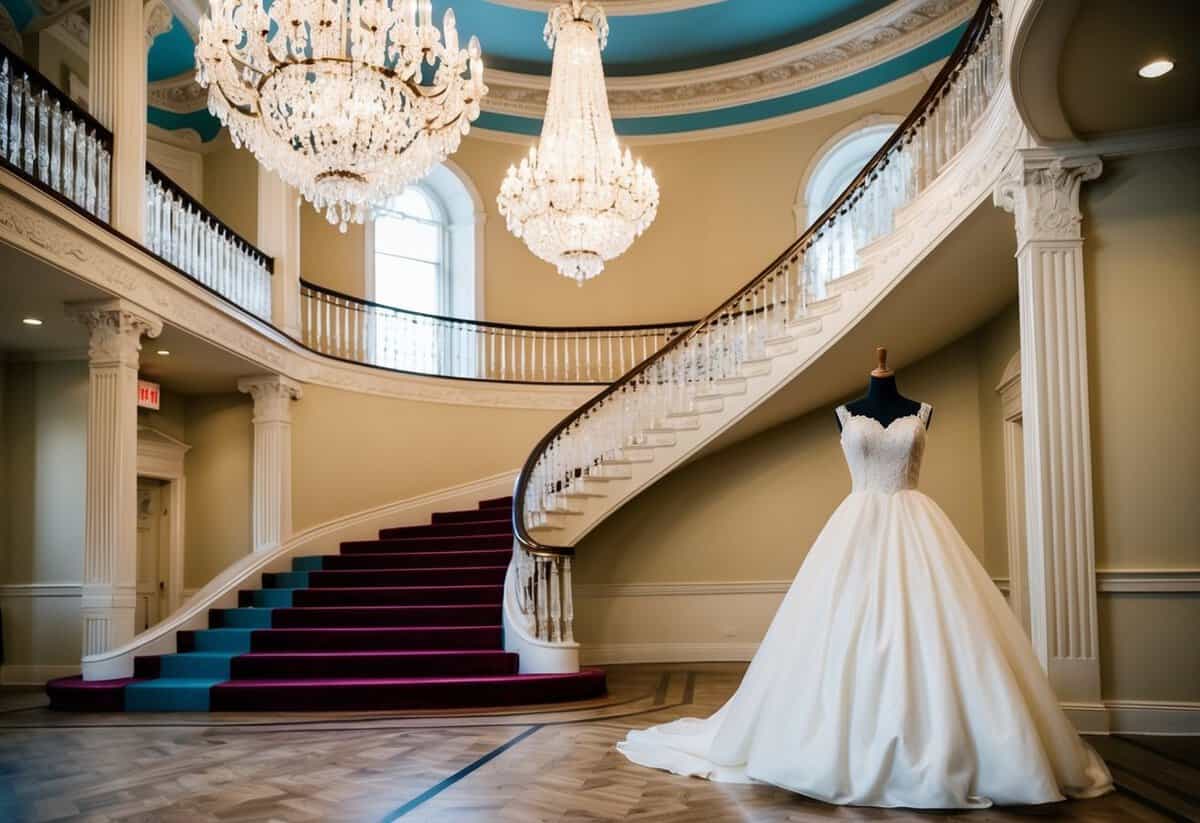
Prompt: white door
<box><xmin>136</xmin><ymin>478</ymin><xmax>167</xmax><ymax>631</ymax></box>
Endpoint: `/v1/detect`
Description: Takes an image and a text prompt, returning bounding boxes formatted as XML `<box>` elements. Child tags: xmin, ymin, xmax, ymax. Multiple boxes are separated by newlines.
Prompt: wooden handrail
<box><xmin>511</xmin><ymin>0</ymin><xmax>1002</xmax><ymax>558</ymax></box>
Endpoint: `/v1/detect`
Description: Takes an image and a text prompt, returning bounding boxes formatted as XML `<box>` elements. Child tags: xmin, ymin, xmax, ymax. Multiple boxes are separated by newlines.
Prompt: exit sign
<box><xmin>137</xmin><ymin>380</ymin><xmax>161</xmax><ymax>410</ymax></box>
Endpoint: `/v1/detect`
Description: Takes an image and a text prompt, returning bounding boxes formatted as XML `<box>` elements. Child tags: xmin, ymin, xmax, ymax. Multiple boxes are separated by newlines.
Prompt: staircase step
<box><xmin>209</xmin><ymin>669</ymin><xmax>607</xmax><ymax>711</ymax></box>
<box><xmin>378</xmin><ymin>519</ymin><xmax>511</xmax><ymax>540</ymax></box>
<box><xmin>215</xmin><ymin>604</ymin><xmax>502</xmax><ymax>629</ymax></box>
<box><xmin>230</xmin><ymin>650</ymin><xmax>518</xmax><ymax>679</ymax></box>
<box><xmin>432</xmin><ymin>508</ymin><xmax>516</xmax><ymax>524</ymax></box>
<box><xmin>252</xmin><ymin>626</ymin><xmax>503</xmax><ymax>652</ymax></box>
<box><xmin>478</xmin><ymin>496</ymin><xmax>513</xmax><ymax>510</ymax></box>
<box><xmin>297</xmin><ymin>566</ymin><xmax>507</xmax><ymax>589</ymax></box>
<box><xmin>302</xmin><ymin>549</ymin><xmax>512</xmax><ymax>571</ymax></box>
<box><xmin>290</xmin><ymin>585</ymin><xmax>504</xmax><ymax>607</ymax></box>
<box><xmin>342</xmin><ymin>533</ymin><xmax>512</xmax><ymax>554</ymax></box>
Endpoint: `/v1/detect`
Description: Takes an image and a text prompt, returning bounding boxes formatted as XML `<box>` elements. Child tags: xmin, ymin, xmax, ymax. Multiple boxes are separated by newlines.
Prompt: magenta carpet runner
<box><xmin>46</xmin><ymin>497</ymin><xmax>605</xmax><ymax>711</ymax></box>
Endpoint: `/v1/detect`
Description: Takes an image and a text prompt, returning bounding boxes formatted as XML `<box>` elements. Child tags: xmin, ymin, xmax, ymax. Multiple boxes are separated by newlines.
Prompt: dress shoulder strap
<box><xmin>835</xmin><ymin>404</ymin><xmax>850</xmax><ymax>425</ymax></box>
<box><xmin>918</xmin><ymin>402</ymin><xmax>933</xmax><ymax>427</ymax></box>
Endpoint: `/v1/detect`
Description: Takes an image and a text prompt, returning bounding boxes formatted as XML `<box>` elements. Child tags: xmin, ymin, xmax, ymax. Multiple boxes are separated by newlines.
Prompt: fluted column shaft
<box><xmin>72</xmin><ymin>300</ymin><xmax>162</xmax><ymax>665</ymax></box>
<box><xmin>257</xmin><ymin>169</ymin><xmax>303</xmax><ymax>338</ymax></box>
<box><xmin>89</xmin><ymin>0</ymin><xmax>147</xmax><ymax>239</ymax></box>
<box><xmin>238</xmin><ymin>375</ymin><xmax>303</xmax><ymax>552</ymax></box>
<box><xmin>994</xmin><ymin>151</ymin><xmax>1104</xmax><ymax>710</ymax></box>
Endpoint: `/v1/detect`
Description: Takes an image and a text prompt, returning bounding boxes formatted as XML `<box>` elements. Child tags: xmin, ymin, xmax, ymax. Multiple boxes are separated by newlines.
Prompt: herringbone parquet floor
<box><xmin>0</xmin><ymin>666</ymin><xmax>1188</xmax><ymax>823</ymax></box>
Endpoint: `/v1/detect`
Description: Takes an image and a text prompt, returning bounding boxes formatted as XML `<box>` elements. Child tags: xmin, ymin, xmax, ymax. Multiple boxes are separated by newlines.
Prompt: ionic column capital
<box><xmin>69</xmin><ymin>299</ymin><xmax>162</xmax><ymax>369</ymax></box>
<box><xmin>238</xmin><ymin>374</ymin><xmax>304</xmax><ymax>423</ymax></box>
<box><xmin>144</xmin><ymin>0</ymin><xmax>174</xmax><ymax>49</ymax></box>
<box><xmin>993</xmin><ymin>151</ymin><xmax>1103</xmax><ymax>247</ymax></box>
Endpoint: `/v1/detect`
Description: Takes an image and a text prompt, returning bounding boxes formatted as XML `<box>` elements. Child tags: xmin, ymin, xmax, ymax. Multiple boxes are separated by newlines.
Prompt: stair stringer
<box><xmin>531</xmin><ymin>88</ymin><xmax>1027</xmax><ymax>551</ymax></box>
<box><xmin>81</xmin><ymin>471</ymin><xmax>518</xmax><ymax>680</ymax></box>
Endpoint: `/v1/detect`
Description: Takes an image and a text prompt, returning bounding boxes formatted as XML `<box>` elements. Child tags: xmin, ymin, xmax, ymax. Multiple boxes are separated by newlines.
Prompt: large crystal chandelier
<box><xmin>196</xmin><ymin>1</ymin><xmax>486</xmax><ymax>231</ymax></box>
<box><xmin>497</xmin><ymin>1</ymin><xmax>659</xmax><ymax>284</ymax></box>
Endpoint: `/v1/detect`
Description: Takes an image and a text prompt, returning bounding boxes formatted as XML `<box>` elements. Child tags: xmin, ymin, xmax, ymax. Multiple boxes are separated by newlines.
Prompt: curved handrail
<box><xmin>512</xmin><ymin>0</ymin><xmax>1002</xmax><ymax>557</ymax></box>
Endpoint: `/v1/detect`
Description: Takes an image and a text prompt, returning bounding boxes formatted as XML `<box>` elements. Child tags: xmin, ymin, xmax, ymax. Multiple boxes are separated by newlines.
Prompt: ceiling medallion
<box><xmin>196</xmin><ymin>1</ymin><xmax>487</xmax><ymax>231</ymax></box>
<box><xmin>497</xmin><ymin>0</ymin><xmax>659</xmax><ymax>284</ymax></box>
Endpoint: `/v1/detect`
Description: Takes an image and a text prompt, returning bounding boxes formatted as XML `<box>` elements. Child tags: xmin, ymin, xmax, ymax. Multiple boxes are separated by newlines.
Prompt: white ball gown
<box><xmin>617</xmin><ymin>402</ymin><xmax>1113</xmax><ymax>809</ymax></box>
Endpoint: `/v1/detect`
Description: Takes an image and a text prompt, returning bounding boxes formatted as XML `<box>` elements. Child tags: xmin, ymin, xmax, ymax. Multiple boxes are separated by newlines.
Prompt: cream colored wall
<box><xmin>574</xmin><ymin>331</ymin><xmax>989</xmax><ymax>587</ymax></box>
<box><xmin>202</xmin><ymin>135</ymin><xmax>260</xmax><ymax>246</ymax></box>
<box><xmin>300</xmin><ymin>83</ymin><xmax>925</xmax><ymax>324</ymax></box>
<box><xmin>1082</xmin><ymin>146</ymin><xmax>1200</xmax><ymax>704</ymax></box>
<box><xmin>290</xmin><ymin>385</ymin><xmax>565</xmax><ymax>531</ymax></box>
<box><xmin>182</xmin><ymin>393</ymin><xmax>254</xmax><ymax>589</ymax></box>
<box><xmin>973</xmin><ymin>302</ymin><xmax>1020</xmax><ymax>576</ymax></box>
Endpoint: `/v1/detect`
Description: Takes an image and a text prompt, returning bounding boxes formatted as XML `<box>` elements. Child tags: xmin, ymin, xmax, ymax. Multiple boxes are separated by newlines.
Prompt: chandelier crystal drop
<box><xmin>497</xmin><ymin>0</ymin><xmax>659</xmax><ymax>284</ymax></box>
<box><xmin>196</xmin><ymin>0</ymin><xmax>487</xmax><ymax>232</ymax></box>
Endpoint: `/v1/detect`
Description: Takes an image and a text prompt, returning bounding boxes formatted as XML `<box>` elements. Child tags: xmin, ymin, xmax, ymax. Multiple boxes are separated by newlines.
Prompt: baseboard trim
<box><xmin>582</xmin><ymin>642</ymin><xmax>763</xmax><ymax>665</ymax></box>
<box><xmin>1104</xmin><ymin>700</ymin><xmax>1200</xmax><ymax>736</ymax></box>
<box><xmin>0</xmin><ymin>664</ymin><xmax>80</xmax><ymax>685</ymax></box>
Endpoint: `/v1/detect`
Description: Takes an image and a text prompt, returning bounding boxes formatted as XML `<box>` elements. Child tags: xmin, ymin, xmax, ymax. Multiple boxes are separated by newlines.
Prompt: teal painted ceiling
<box><xmin>1</xmin><ymin>0</ymin><xmax>966</xmax><ymax>142</ymax></box>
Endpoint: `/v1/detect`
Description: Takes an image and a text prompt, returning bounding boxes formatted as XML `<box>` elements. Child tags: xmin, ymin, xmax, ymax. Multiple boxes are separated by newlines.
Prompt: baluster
<box><xmin>574</xmin><ymin>331</ymin><xmax>581</xmax><ymax>382</ymax></box>
<box><xmin>0</xmin><ymin>59</ymin><xmax>9</xmax><ymax>158</ymax></box>
<box><xmin>535</xmin><ymin>558</ymin><xmax>549</xmax><ymax>640</ymax></box>
<box><xmin>73</xmin><ymin>121</ymin><xmax>86</xmax><ymax>205</ymax></box>
<box><xmin>548</xmin><ymin>558</ymin><xmax>561</xmax><ymax>642</ymax></box>
<box><xmin>97</xmin><ymin>146</ymin><xmax>110</xmax><ymax>222</ymax></box>
<box><xmin>7</xmin><ymin>74</ymin><xmax>22</xmax><ymax>166</ymax></box>
<box><xmin>21</xmin><ymin>80</ymin><xmax>34</xmax><ymax>175</ymax></box>
<box><xmin>36</xmin><ymin>91</ymin><xmax>49</xmax><ymax>183</ymax></box>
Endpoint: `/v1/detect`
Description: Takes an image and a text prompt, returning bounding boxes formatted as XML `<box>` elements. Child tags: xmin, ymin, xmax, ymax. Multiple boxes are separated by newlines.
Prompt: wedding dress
<box><xmin>617</xmin><ymin>402</ymin><xmax>1113</xmax><ymax>808</ymax></box>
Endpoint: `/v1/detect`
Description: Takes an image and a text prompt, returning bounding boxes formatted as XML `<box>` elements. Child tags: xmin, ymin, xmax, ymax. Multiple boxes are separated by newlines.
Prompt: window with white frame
<box><xmin>372</xmin><ymin>186</ymin><xmax>448</xmax><ymax>315</ymax></box>
<box><xmin>797</xmin><ymin>119</ymin><xmax>898</xmax><ymax>233</ymax></box>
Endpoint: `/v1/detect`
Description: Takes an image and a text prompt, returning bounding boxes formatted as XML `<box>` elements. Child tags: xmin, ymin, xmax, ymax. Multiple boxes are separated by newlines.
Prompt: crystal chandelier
<box><xmin>196</xmin><ymin>1</ymin><xmax>486</xmax><ymax>231</ymax></box>
<box><xmin>497</xmin><ymin>1</ymin><xmax>659</xmax><ymax>284</ymax></box>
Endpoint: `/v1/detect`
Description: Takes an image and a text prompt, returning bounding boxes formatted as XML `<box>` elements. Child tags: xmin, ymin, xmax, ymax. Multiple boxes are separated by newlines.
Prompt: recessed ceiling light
<box><xmin>22</xmin><ymin>317</ymin><xmax>43</xmax><ymax>326</ymax></box>
<box><xmin>156</xmin><ymin>350</ymin><xmax>171</xmax><ymax>356</ymax></box>
<box><xmin>1138</xmin><ymin>59</ymin><xmax>1174</xmax><ymax>79</ymax></box>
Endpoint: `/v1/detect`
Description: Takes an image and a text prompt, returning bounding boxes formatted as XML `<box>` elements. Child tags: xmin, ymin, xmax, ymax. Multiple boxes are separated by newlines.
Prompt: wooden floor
<box><xmin>0</xmin><ymin>664</ymin><xmax>1194</xmax><ymax>822</ymax></box>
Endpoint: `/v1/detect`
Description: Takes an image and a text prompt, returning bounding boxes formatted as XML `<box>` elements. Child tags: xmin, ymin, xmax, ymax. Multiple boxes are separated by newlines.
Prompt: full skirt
<box><xmin>617</xmin><ymin>489</ymin><xmax>1113</xmax><ymax>808</ymax></box>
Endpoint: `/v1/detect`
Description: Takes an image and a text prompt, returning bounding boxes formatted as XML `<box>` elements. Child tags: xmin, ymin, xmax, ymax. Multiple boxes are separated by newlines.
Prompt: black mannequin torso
<box><xmin>835</xmin><ymin>375</ymin><xmax>931</xmax><ymax>431</ymax></box>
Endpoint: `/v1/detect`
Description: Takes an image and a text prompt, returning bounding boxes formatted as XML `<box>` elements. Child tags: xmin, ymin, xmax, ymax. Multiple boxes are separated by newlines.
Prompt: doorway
<box><xmin>136</xmin><ymin>478</ymin><xmax>169</xmax><ymax>630</ymax></box>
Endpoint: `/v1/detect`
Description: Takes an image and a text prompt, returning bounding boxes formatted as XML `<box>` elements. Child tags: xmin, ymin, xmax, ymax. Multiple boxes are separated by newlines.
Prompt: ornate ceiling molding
<box><xmin>486</xmin><ymin>0</ymin><xmax>725</xmax><ymax>15</ymax></box>
<box><xmin>148</xmin><ymin>72</ymin><xmax>208</xmax><ymax>114</ymax></box>
<box><xmin>484</xmin><ymin>0</ymin><xmax>972</xmax><ymax>120</ymax></box>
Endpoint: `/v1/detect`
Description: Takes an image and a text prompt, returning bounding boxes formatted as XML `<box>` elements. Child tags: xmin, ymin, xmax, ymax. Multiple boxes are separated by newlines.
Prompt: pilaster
<box><xmin>89</xmin><ymin>0</ymin><xmax>148</xmax><ymax>239</ymax></box>
<box><xmin>993</xmin><ymin>151</ymin><xmax>1105</xmax><ymax>717</ymax></box>
<box><xmin>237</xmin><ymin>375</ymin><xmax>303</xmax><ymax>552</ymax></box>
<box><xmin>257</xmin><ymin>168</ymin><xmax>303</xmax><ymax>338</ymax></box>
<box><xmin>71</xmin><ymin>300</ymin><xmax>162</xmax><ymax>664</ymax></box>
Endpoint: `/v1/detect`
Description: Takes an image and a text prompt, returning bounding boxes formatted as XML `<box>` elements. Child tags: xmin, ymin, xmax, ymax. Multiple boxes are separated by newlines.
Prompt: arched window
<box><xmin>795</xmin><ymin>117</ymin><xmax>899</xmax><ymax>234</ymax></box>
<box><xmin>368</xmin><ymin>162</ymin><xmax>483</xmax><ymax>318</ymax></box>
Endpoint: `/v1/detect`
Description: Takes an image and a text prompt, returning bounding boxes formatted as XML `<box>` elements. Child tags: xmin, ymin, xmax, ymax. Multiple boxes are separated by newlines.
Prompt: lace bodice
<box><xmin>836</xmin><ymin>402</ymin><xmax>932</xmax><ymax>494</ymax></box>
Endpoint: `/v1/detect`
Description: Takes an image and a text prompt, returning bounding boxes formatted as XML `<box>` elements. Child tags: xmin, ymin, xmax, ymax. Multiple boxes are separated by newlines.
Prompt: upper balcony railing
<box><xmin>0</xmin><ymin>47</ymin><xmax>111</xmax><ymax>223</ymax></box>
<box><xmin>301</xmin><ymin>280</ymin><xmax>694</xmax><ymax>384</ymax></box>
<box><xmin>509</xmin><ymin>1</ymin><xmax>1005</xmax><ymax>643</ymax></box>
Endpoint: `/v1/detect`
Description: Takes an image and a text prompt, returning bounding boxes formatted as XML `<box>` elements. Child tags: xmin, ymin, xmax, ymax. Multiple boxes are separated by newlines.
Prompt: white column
<box><xmin>89</xmin><ymin>0</ymin><xmax>148</xmax><ymax>240</ymax></box>
<box><xmin>257</xmin><ymin>168</ymin><xmax>303</xmax><ymax>338</ymax></box>
<box><xmin>71</xmin><ymin>300</ymin><xmax>162</xmax><ymax>663</ymax></box>
<box><xmin>237</xmin><ymin>375</ymin><xmax>303</xmax><ymax>552</ymax></box>
<box><xmin>994</xmin><ymin>152</ymin><xmax>1105</xmax><ymax>716</ymax></box>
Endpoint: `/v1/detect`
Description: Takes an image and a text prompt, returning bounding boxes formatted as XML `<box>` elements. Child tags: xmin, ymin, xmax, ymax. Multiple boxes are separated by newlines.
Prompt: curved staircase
<box><xmin>47</xmin><ymin>497</ymin><xmax>605</xmax><ymax>711</ymax></box>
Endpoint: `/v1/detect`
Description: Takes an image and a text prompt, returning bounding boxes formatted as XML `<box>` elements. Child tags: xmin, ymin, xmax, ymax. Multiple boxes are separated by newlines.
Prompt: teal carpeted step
<box><xmin>217</xmin><ymin>608</ymin><xmax>274</xmax><ymax>628</ymax></box>
<box><xmin>292</xmin><ymin>556</ymin><xmax>325</xmax><ymax>571</ymax></box>
<box><xmin>264</xmin><ymin>571</ymin><xmax>309</xmax><ymax>589</ymax></box>
<box><xmin>160</xmin><ymin>652</ymin><xmax>237</xmax><ymax>679</ymax></box>
<box><xmin>124</xmin><ymin>678</ymin><xmax>221</xmax><ymax>712</ymax></box>
<box><xmin>191</xmin><ymin>628</ymin><xmax>254</xmax><ymax>653</ymax></box>
<box><xmin>248</xmin><ymin>588</ymin><xmax>294</xmax><ymax>607</ymax></box>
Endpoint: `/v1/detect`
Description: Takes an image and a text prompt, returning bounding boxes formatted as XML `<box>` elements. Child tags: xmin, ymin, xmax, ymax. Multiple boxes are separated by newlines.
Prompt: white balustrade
<box><xmin>143</xmin><ymin>168</ymin><xmax>273</xmax><ymax>321</ymax></box>
<box><xmin>299</xmin><ymin>282</ymin><xmax>692</xmax><ymax>384</ymax></box>
<box><xmin>511</xmin><ymin>4</ymin><xmax>1005</xmax><ymax>644</ymax></box>
<box><xmin>1</xmin><ymin>52</ymin><xmax>111</xmax><ymax>222</ymax></box>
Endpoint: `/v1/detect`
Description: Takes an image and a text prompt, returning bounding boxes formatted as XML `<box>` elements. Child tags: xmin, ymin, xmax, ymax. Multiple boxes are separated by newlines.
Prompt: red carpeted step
<box><xmin>230</xmin><ymin>650</ymin><xmax>518</xmax><ymax>679</ymax></box>
<box><xmin>342</xmin><ymin>534</ymin><xmax>512</xmax><ymax>554</ymax></box>
<box><xmin>292</xmin><ymin>585</ymin><xmax>503</xmax><ymax>607</ymax></box>
<box><xmin>269</xmin><ymin>604</ymin><xmax>501</xmax><ymax>628</ymax></box>
<box><xmin>478</xmin><ymin>496</ymin><xmax>513</xmax><ymax>510</ymax></box>
<box><xmin>432</xmin><ymin>508</ymin><xmax>516</xmax><ymax>524</ymax></box>
<box><xmin>378</xmin><ymin>520</ymin><xmax>512</xmax><ymax>540</ymax></box>
<box><xmin>305</xmin><ymin>566</ymin><xmax>507</xmax><ymax>588</ymax></box>
<box><xmin>46</xmin><ymin>676</ymin><xmax>140</xmax><ymax>711</ymax></box>
<box><xmin>319</xmin><ymin>549</ymin><xmax>511</xmax><ymax>571</ymax></box>
<box><xmin>210</xmin><ymin>669</ymin><xmax>607</xmax><ymax>711</ymax></box>
<box><xmin>246</xmin><ymin>625</ymin><xmax>502</xmax><ymax>652</ymax></box>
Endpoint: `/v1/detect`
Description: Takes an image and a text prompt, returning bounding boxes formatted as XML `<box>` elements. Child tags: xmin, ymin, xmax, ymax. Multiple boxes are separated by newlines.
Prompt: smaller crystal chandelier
<box><xmin>497</xmin><ymin>0</ymin><xmax>659</xmax><ymax>284</ymax></box>
<box><xmin>196</xmin><ymin>1</ymin><xmax>487</xmax><ymax>231</ymax></box>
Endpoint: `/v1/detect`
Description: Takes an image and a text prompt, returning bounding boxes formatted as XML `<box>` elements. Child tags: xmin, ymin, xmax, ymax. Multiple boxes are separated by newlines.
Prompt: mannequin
<box><xmin>835</xmin><ymin>347</ymin><xmax>932</xmax><ymax>431</ymax></box>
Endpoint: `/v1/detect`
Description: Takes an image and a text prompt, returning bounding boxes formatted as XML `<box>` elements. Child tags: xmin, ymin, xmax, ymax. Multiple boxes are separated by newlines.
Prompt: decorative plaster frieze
<box><xmin>0</xmin><ymin>169</ymin><xmax>599</xmax><ymax>412</ymax></box>
<box><xmin>148</xmin><ymin>73</ymin><xmax>209</xmax><ymax>114</ymax></box>
<box><xmin>488</xmin><ymin>0</ymin><xmax>724</xmax><ymax>15</ymax></box>
<box><xmin>144</xmin><ymin>0</ymin><xmax>174</xmax><ymax>48</ymax></box>
<box><xmin>483</xmin><ymin>0</ymin><xmax>972</xmax><ymax>120</ymax></box>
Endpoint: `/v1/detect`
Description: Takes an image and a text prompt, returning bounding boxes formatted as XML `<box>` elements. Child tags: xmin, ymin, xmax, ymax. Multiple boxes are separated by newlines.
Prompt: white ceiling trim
<box><xmin>486</xmin><ymin>0</ymin><xmax>726</xmax><ymax>15</ymax></box>
<box><xmin>483</xmin><ymin>0</ymin><xmax>972</xmax><ymax>119</ymax></box>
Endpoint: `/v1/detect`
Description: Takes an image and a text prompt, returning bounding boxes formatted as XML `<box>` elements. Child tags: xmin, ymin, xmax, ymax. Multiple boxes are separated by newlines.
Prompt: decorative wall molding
<box><xmin>0</xmin><ymin>169</ymin><xmax>599</xmax><ymax>412</ymax></box>
<box><xmin>1097</xmin><ymin>570</ymin><xmax>1200</xmax><ymax>594</ymax></box>
<box><xmin>488</xmin><ymin>0</ymin><xmax>724</xmax><ymax>15</ymax></box>
<box><xmin>0</xmin><ymin>583</ymin><xmax>84</xmax><ymax>597</ymax></box>
<box><xmin>482</xmin><ymin>0</ymin><xmax>972</xmax><ymax>120</ymax></box>
<box><xmin>148</xmin><ymin>73</ymin><xmax>209</xmax><ymax>115</ymax></box>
